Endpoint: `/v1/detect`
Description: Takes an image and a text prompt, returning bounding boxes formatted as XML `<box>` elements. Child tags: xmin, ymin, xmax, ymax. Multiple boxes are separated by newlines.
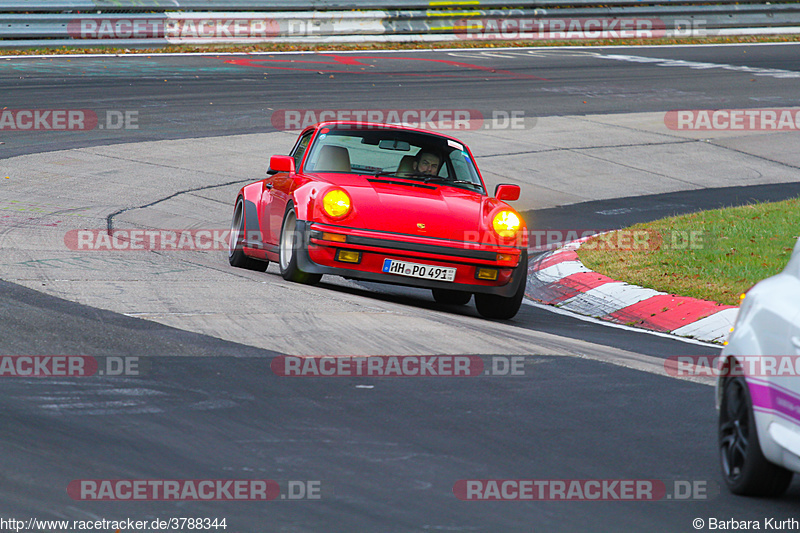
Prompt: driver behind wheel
<box><xmin>413</xmin><ymin>150</ymin><xmax>441</xmax><ymax>176</ymax></box>
<box><xmin>397</xmin><ymin>149</ymin><xmax>442</xmax><ymax>177</ymax></box>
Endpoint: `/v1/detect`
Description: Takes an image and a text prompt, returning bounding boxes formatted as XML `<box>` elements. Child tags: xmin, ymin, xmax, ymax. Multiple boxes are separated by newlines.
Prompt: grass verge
<box><xmin>1</xmin><ymin>34</ymin><xmax>799</xmax><ymax>55</ymax></box>
<box><xmin>576</xmin><ymin>197</ymin><xmax>800</xmax><ymax>306</ymax></box>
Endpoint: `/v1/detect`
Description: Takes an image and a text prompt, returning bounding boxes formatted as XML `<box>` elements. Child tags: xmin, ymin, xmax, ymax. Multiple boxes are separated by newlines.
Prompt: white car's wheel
<box><xmin>719</xmin><ymin>375</ymin><xmax>793</xmax><ymax>496</ymax></box>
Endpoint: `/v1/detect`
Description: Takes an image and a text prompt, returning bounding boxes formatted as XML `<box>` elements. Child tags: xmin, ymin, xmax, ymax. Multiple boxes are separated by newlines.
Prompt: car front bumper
<box><xmin>294</xmin><ymin>220</ymin><xmax>527</xmax><ymax>297</ymax></box>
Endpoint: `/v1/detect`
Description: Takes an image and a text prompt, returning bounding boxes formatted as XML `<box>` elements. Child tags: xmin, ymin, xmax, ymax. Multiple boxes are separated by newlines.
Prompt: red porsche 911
<box><xmin>228</xmin><ymin>121</ymin><xmax>528</xmax><ymax>319</ymax></box>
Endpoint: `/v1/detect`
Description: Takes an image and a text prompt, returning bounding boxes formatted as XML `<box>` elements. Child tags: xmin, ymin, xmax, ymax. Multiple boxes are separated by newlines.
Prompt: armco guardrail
<box><xmin>2</xmin><ymin>0</ymin><xmax>799</xmax><ymax>10</ymax></box>
<box><xmin>1</xmin><ymin>2</ymin><xmax>800</xmax><ymax>47</ymax></box>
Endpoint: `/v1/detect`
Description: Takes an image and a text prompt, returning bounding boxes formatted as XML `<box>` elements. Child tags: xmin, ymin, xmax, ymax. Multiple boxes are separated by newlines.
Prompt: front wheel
<box><xmin>474</xmin><ymin>273</ymin><xmax>526</xmax><ymax>320</ymax></box>
<box><xmin>279</xmin><ymin>206</ymin><xmax>322</xmax><ymax>285</ymax></box>
<box><xmin>229</xmin><ymin>197</ymin><xmax>268</xmax><ymax>272</ymax></box>
<box><xmin>718</xmin><ymin>375</ymin><xmax>793</xmax><ymax>496</ymax></box>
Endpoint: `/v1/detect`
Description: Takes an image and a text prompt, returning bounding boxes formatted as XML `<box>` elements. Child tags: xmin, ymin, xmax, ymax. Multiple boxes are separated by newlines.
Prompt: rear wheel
<box><xmin>719</xmin><ymin>375</ymin><xmax>793</xmax><ymax>496</ymax></box>
<box><xmin>475</xmin><ymin>273</ymin><xmax>526</xmax><ymax>320</ymax></box>
<box><xmin>279</xmin><ymin>205</ymin><xmax>322</xmax><ymax>285</ymax></box>
<box><xmin>229</xmin><ymin>197</ymin><xmax>268</xmax><ymax>272</ymax></box>
<box><xmin>432</xmin><ymin>288</ymin><xmax>472</xmax><ymax>306</ymax></box>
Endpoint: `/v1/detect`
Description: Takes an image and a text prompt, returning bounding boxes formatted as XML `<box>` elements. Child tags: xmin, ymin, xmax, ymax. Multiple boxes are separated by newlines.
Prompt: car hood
<box><xmin>340</xmin><ymin>177</ymin><xmax>489</xmax><ymax>241</ymax></box>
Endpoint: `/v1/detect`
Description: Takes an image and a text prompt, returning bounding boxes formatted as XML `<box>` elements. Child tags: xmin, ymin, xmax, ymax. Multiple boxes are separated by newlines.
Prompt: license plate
<box><xmin>382</xmin><ymin>259</ymin><xmax>456</xmax><ymax>282</ymax></box>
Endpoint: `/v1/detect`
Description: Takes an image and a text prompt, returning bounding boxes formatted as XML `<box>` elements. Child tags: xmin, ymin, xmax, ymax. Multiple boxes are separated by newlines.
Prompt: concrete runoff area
<box><xmin>1</xmin><ymin>111</ymin><xmax>799</xmax><ymax>358</ymax></box>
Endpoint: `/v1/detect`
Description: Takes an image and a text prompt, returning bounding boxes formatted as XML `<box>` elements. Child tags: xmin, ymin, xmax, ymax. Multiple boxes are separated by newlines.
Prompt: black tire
<box><xmin>432</xmin><ymin>288</ymin><xmax>472</xmax><ymax>306</ymax></box>
<box><xmin>278</xmin><ymin>205</ymin><xmax>322</xmax><ymax>285</ymax></box>
<box><xmin>719</xmin><ymin>375</ymin><xmax>793</xmax><ymax>497</ymax></box>
<box><xmin>474</xmin><ymin>272</ymin><xmax>526</xmax><ymax>320</ymax></box>
<box><xmin>229</xmin><ymin>197</ymin><xmax>268</xmax><ymax>272</ymax></box>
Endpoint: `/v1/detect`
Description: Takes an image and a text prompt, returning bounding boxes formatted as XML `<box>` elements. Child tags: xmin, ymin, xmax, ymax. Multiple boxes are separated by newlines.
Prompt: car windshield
<box><xmin>302</xmin><ymin>125</ymin><xmax>485</xmax><ymax>193</ymax></box>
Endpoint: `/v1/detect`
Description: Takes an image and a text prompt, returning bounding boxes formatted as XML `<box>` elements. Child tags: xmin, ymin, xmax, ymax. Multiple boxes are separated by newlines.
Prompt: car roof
<box><xmin>301</xmin><ymin>121</ymin><xmax>469</xmax><ymax>146</ymax></box>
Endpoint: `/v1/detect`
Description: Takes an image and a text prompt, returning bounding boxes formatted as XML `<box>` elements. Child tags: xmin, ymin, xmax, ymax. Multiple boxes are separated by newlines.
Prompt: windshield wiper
<box><xmin>372</xmin><ymin>170</ymin><xmax>429</xmax><ymax>179</ymax></box>
<box><xmin>372</xmin><ymin>170</ymin><xmax>403</xmax><ymax>178</ymax></box>
<box><xmin>372</xmin><ymin>171</ymin><xmax>482</xmax><ymax>190</ymax></box>
<box><xmin>422</xmin><ymin>176</ymin><xmax>483</xmax><ymax>189</ymax></box>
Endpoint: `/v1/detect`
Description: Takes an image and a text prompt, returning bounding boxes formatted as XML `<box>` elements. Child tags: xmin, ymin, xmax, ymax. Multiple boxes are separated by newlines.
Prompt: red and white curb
<box><xmin>526</xmin><ymin>239</ymin><xmax>738</xmax><ymax>344</ymax></box>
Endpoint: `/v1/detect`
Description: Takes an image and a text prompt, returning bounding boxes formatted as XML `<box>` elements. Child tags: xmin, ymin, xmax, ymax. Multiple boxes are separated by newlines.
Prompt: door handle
<box><xmin>264</xmin><ymin>182</ymin><xmax>273</xmax><ymax>190</ymax></box>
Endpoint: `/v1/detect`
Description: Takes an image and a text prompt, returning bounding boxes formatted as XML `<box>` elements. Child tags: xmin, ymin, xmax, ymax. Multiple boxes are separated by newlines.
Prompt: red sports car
<box><xmin>228</xmin><ymin>121</ymin><xmax>528</xmax><ymax>319</ymax></box>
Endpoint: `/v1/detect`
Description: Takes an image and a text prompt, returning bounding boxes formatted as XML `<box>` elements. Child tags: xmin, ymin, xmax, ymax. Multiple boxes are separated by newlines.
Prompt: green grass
<box><xmin>576</xmin><ymin>198</ymin><xmax>800</xmax><ymax>306</ymax></box>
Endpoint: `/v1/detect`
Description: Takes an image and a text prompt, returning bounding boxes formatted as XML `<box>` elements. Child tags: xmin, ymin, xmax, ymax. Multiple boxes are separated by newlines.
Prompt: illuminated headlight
<box><xmin>492</xmin><ymin>210</ymin><xmax>520</xmax><ymax>238</ymax></box>
<box><xmin>323</xmin><ymin>189</ymin><xmax>351</xmax><ymax>219</ymax></box>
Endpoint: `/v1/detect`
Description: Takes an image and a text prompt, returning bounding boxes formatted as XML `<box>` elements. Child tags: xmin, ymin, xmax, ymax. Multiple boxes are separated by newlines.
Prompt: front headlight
<box><xmin>492</xmin><ymin>210</ymin><xmax>520</xmax><ymax>238</ymax></box>
<box><xmin>323</xmin><ymin>189</ymin><xmax>351</xmax><ymax>219</ymax></box>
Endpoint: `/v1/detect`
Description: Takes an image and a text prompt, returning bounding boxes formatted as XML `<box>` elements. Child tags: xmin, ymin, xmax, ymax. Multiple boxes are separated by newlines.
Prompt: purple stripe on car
<box><xmin>749</xmin><ymin>380</ymin><xmax>800</xmax><ymax>425</ymax></box>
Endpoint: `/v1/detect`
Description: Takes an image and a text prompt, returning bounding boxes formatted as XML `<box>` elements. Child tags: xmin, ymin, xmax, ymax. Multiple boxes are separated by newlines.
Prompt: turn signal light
<box><xmin>322</xmin><ymin>232</ymin><xmax>347</xmax><ymax>243</ymax></box>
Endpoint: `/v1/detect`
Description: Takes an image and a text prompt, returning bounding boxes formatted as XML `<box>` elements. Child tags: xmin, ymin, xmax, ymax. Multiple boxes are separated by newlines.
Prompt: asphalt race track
<box><xmin>1</xmin><ymin>44</ymin><xmax>800</xmax><ymax>532</ymax></box>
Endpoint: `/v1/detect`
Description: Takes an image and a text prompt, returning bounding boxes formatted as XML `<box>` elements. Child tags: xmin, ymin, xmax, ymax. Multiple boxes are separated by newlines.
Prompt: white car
<box><xmin>717</xmin><ymin>236</ymin><xmax>800</xmax><ymax>497</ymax></box>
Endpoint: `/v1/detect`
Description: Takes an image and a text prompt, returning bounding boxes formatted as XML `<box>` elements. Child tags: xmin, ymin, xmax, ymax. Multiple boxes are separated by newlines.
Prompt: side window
<box><xmin>449</xmin><ymin>150</ymin><xmax>481</xmax><ymax>186</ymax></box>
<box><xmin>291</xmin><ymin>132</ymin><xmax>313</xmax><ymax>169</ymax></box>
<box><xmin>439</xmin><ymin>156</ymin><xmax>449</xmax><ymax>179</ymax></box>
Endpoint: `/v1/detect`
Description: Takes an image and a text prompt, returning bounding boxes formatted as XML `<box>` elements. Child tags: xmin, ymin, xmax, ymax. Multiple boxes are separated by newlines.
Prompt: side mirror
<box><xmin>268</xmin><ymin>155</ymin><xmax>296</xmax><ymax>175</ymax></box>
<box><xmin>495</xmin><ymin>184</ymin><xmax>520</xmax><ymax>201</ymax></box>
